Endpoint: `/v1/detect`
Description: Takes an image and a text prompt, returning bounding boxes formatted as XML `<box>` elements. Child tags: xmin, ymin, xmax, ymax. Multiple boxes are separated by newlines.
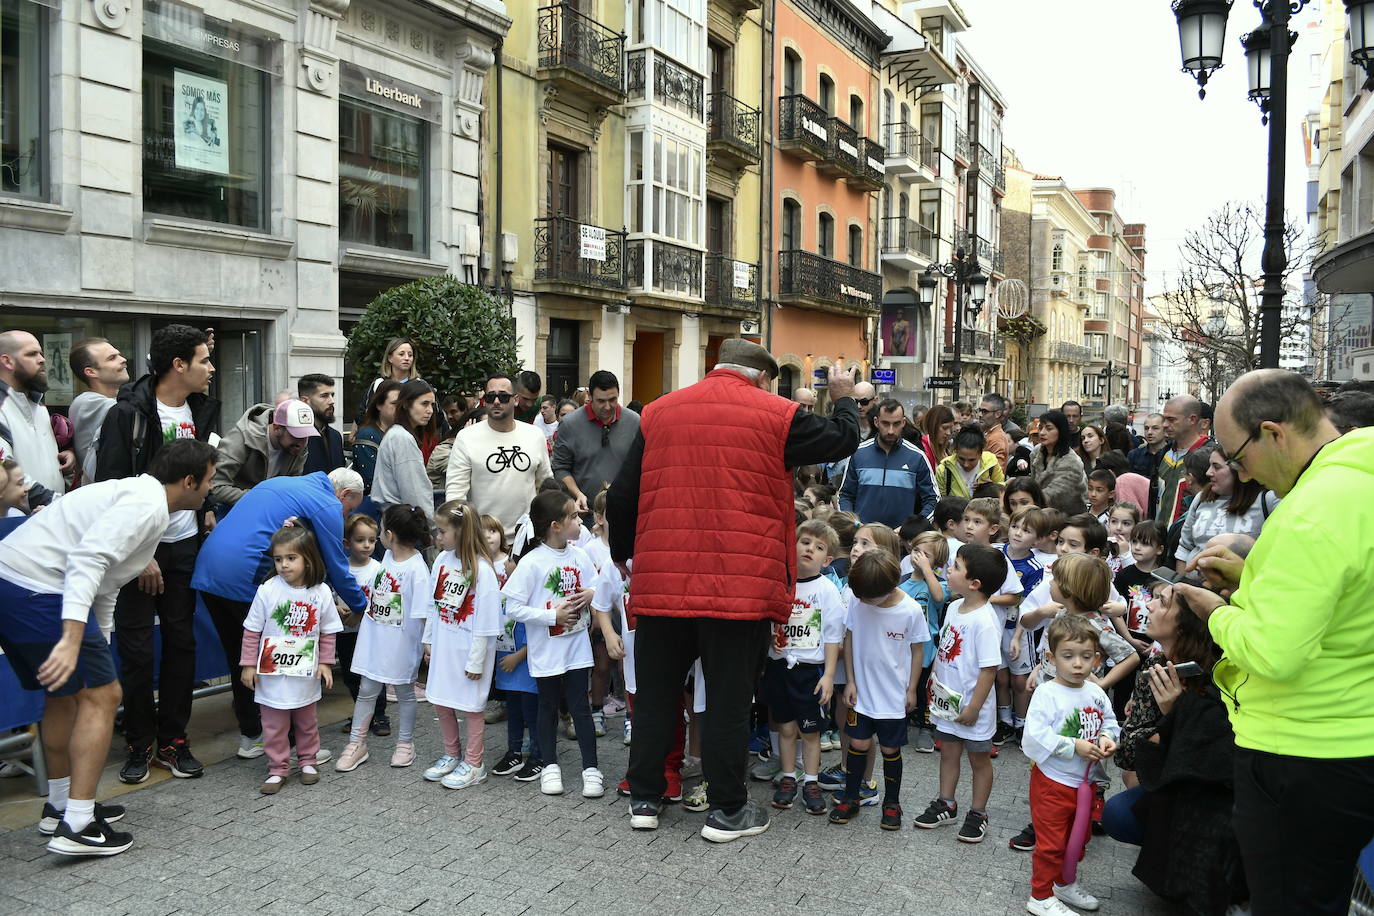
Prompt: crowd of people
<box><xmin>0</xmin><ymin>326</ymin><xmax>1371</xmax><ymax>916</ymax></box>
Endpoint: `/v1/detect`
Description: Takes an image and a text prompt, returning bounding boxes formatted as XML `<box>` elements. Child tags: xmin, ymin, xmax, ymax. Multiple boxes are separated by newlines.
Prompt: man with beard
<box><xmin>839</xmin><ymin>398</ymin><xmax>938</xmax><ymax>526</ymax></box>
<box><xmin>68</xmin><ymin>338</ymin><xmax>130</xmax><ymax>485</ymax></box>
<box><xmin>299</xmin><ymin>374</ymin><xmax>344</xmax><ymax>474</ymax></box>
<box><xmin>1060</xmin><ymin>399</ymin><xmax>1083</xmax><ymax>451</ymax></box>
<box><xmin>0</xmin><ymin>330</ymin><xmax>71</xmax><ymax>507</ymax></box>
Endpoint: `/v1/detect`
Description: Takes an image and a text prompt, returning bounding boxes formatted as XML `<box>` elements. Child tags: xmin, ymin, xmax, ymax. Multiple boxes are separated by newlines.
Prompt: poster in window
<box><xmin>174</xmin><ymin>70</ymin><xmax>229</xmax><ymax>175</ymax></box>
<box><xmin>880</xmin><ymin>302</ymin><xmax>916</xmax><ymax>362</ymax></box>
<box><xmin>42</xmin><ymin>333</ymin><xmax>74</xmax><ymax>407</ymax></box>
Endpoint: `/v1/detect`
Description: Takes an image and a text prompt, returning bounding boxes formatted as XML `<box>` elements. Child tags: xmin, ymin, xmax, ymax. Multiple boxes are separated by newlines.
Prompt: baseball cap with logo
<box><xmin>273</xmin><ymin>399</ymin><xmax>321</xmax><ymax>439</ymax></box>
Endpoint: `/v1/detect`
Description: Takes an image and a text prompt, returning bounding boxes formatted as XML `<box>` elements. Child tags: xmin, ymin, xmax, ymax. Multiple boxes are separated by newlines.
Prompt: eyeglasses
<box><xmin>482</xmin><ymin>391</ymin><xmax>513</xmax><ymax>404</ymax></box>
<box><xmin>1221</xmin><ymin>430</ymin><xmax>1257</xmax><ymax>475</ymax></box>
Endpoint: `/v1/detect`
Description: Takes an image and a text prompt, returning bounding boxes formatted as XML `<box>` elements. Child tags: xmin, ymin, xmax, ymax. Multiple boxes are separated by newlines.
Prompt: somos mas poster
<box><xmin>175</xmin><ymin>70</ymin><xmax>228</xmax><ymax>175</ymax></box>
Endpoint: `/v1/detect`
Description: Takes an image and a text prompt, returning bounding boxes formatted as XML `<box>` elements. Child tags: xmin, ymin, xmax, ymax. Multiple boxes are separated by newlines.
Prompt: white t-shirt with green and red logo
<box><xmin>157</xmin><ymin>399</ymin><xmax>198</xmax><ymax>543</ymax></box>
<box><xmin>1021</xmin><ymin>679</ymin><xmax>1120</xmax><ymax>788</ymax></box>
<box><xmin>501</xmin><ymin>543</ymin><xmax>596</xmax><ymax>678</ymax></box>
<box><xmin>244</xmin><ymin>577</ymin><xmax>342</xmax><ymax>710</ymax></box>
<box><xmin>423</xmin><ymin>551</ymin><xmax>502</xmax><ymax>712</ymax></box>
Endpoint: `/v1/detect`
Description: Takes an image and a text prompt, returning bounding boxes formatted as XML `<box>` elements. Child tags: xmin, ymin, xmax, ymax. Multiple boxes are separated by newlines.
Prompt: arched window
<box><xmin>899</xmin><ymin>191</ymin><xmax>909</xmax><ymax>221</ymax></box>
<box><xmin>819</xmin><ymin>74</ymin><xmax>835</xmax><ymax>113</ymax></box>
<box><xmin>782</xmin><ymin>198</ymin><xmax>801</xmax><ymax>251</ymax></box>
<box><xmin>818</xmin><ymin>212</ymin><xmax>834</xmax><ymax>258</ymax></box>
<box><xmin>779</xmin><ymin>365</ymin><xmax>798</xmax><ymax>400</ymax></box>
<box><xmin>1051</xmin><ymin>243</ymin><xmax>1064</xmax><ymax>272</ymax></box>
<box><xmin>883</xmin><ymin>90</ymin><xmax>894</xmax><ymax>145</ymax></box>
<box><xmin>848</xmin><ymin>224</ymin><xmax>863</xmax><ymax>267</ymax></box>
<box><xmin>783</xmin><ymin>50</ymin><xmax>801</xmax><ymax>96</ymax></box>
<box><xmin>882</xmin><ymin>186</ymin><xmax>892</xmax><ymax>221</ymax></box>
<box><xmin>849</xmin><ymin>94</ymin><xmax>864</xmax><ymax>132</ymax></box>
<box><xmin>900</xmin><ymin>102</ymin><xmax>910</xmax><ymax>129</ymax></box>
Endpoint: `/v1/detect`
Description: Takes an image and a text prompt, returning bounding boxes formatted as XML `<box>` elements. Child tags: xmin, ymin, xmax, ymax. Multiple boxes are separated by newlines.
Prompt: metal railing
<box><xmin>626</xmin><ymin>49</ymin><xmax>702</xmax><ymax>121</ymax></box>
<box><xmin>856</xmin><ymin>137</ymin><xmax>885</xmax><ymax>186</ymax></box>
<box><xmin>537</xmin><ymin>4</ymin><xmax>624</xmax><ymax>95</ymax></box>
<box><xmin>778</xmin><ymin>249</ymin><xmax>881</xmax><ymax>311</ymax></box>
<box><xmin>977</xmin><ymin>143</ymin><xmax>996</xmax><ymax>174</ymax></box>
<box><xmin>1052</xmin><ymin>341</ymin><xmax>1093</xmax><ymax>362</ymax></box>
<box><xmin>880</xmin><ymin>217</ymin><xmax>937</xmax><ymax>260</ymax></box>
<box><xmin>954</xmin><ymin>126</ymin><xmax>969</xmax><ymax>161</ymax></box>
<box><xmin>533</xmin><ymin>216</ymin><xmax>627</xmax><ymax>290</ymax></box>
<box><xmin>653</xmin><ymin>239</ymin><xmax>702</xmax><ymax>296</ymax></box>
<box><xmin>884</xmin><ymin>125</ymin><xmax>941</xmax><ymax>176</ymax></box>
<box><xmin>826</xmin><ymin>117</ymin><xmax>862</xmax><ymax>175</ymax></box>
<box><xmin>704</xmin><ymin>254</ymin><xmax>759</xmax><ymax>311</ymax></box>
<box><xmin>708</xmin><ymin>91</ymin><xmax>760</xmax><ymax>159</ymax></box>
<box><xmin>995</xmin><ymin>163</ymin><xmax>1006</xmax><ymax>192</ymax></box>
<box><xmin>778</xmin><ymin>94</ymin><xmax>831</xmax><ymax>158</ymax></box>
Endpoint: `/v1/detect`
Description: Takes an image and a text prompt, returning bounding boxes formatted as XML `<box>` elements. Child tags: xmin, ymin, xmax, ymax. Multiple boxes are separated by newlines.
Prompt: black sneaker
<box><xmin>993</xmin><ymin>720</ymin><xmax>1016</xmax><ymax>745</ymax></box>
<box><xmin>118</xmin><ymin>745</ymin><xmax>153</xmax><ymax>785</ymax></box>
<box><xmin>38</xmin><ymin>801</ymin><xmax>125</xmax><ymax>836</ymax></box>
<box><xmin>913</xmin><ymin>797</ymin><xmax>957</xmax><ymax>829</ymax></box>
<box><xmin>827</xmin><ymin>798</ymin><xmax>861</xmax><ymax>824</ymax></box>
<box><xmin>153</xmin><ymin>739</ymin><xmax>204</xmax><ymax>778</ymax></box>
<box><xmin>1009</xmin><ymin>822</ymin><xmax>1036</xmax><ymax>851</ymax></box>
<box><xmin>957</xmin><ymin>809</ymin><xmax>988</xmax><ymax>843</ymax></box>
<box><xmin>491</xmin><ymin>750</ymin><xmax>524</xmax><ymax>776</ymax></box>
<box><xmin>701</xmin><ymin>800</ymin><xmax>770</xmax><ymax>843</ymax></box>
<box><xmin>880</xmin><ymin>802</ymin><xmax>903</xmax><ymax>831</ymax></box>
<box><xmin>771</xmin><ymin>775</ymin><xmax>798</xmax><ymax>809</ymax></box>
<box><xmin>802</xmin><ymin>780</ymin><xmax>826</xmax><ymax>815</ymax></box>
<box><xmin>371</xmin><ymin>715</ymin><xmax>392</xmax><ymax>737</ymax></box>
<box><xmin>46</xmin><ymin>817</ymin><xmax>133</xmax><ymax>857</ymax></box>
<box><xmin>629</xmin><ymin>799</ymin><xmax>662</xmax><ymax>831</ymax></box>
<box><xmin>513</xmin><ymin>759</ymin><xmax>544</xmax><ymax>782</ymax></box>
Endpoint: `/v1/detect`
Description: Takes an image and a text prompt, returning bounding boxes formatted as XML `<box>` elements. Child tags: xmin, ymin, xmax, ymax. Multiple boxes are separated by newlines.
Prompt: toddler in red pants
<box><xmin>1021</xmin><ymin>613</ymin><xmax>1119</xmax><ymax>915</ymax></box>
<box><xmin>240</xmin><ymin>527</ymin><xmax>342</xmax><ymax>794</ymax></box>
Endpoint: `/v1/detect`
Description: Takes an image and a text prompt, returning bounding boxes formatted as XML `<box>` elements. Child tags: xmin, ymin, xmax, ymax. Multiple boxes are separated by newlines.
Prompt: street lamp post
<box><xmin>918</xmin><ymin>250</ymin><xmax>988</xmax><ymax>406</ymax></box>
<box><xmin>1097</xmin><ymin>362</ymin><xmax>1130</xmax><ymax>406</ymax></box>
<box><xmin>1173</xmin><ymin>0</ymin><xmax>1374</xmax><ymax>369</ymax></box>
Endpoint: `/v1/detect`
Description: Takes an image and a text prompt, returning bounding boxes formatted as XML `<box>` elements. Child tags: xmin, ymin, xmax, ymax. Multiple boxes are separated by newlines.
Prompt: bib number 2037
<box><xmin>258</xmin><ymin>636</ymin><xmax>318</xmax><ymax>678</ymax></box>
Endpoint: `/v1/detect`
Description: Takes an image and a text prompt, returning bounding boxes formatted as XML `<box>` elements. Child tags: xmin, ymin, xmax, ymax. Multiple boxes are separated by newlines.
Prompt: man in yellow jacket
<box><xmin>1181</xmin><ymin>369</ymin><xmax>1374</xmax><ymax>916</ymax></box>
<box><xmin>934</xmin><ymin>425</ymin><xmax>1005</xmax><ymax>498</ymax></box>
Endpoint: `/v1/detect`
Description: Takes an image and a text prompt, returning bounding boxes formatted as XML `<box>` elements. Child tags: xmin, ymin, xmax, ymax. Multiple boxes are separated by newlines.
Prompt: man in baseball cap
<box><xmin>210</xmin><ymin>398</ymin><xmax>318</xmax><ymax>509</ymax></box>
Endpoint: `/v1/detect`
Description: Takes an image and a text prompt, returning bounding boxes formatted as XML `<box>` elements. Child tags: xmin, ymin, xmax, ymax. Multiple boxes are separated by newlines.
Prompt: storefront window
<box><xmin>141</xmin><ymin>1</ymin><xmax>273</xmax><ymax>229</ymax></box>
<box><xmin>1</xmin><ymin>0</ymin><xmax>46</xmax><ymax>199</ymax></box>
<box><xmin>0</xmin><ymin>313</ymin><xmax>135</xmax><ymax>409</ymax></box>
<box><xmin>338</xmin><ymin>98</ymin><xmax>428</xmax><ymax>252</ymax></box>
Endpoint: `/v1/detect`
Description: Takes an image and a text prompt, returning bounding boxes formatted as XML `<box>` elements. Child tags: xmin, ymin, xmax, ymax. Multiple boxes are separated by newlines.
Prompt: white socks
<box><xmin>48</xmin><ymin>776</ymin><xmax>70</xmax><ymax>810</ymax></box>
<box><xmin>63</xmin><ymin>798</ymin><xmax>94</xmax><ymax>832</ymax></box>
<box><xmin>769</xmin><ymin>731</ymin><xmax>781</xmax><ymax>758</ymax></box>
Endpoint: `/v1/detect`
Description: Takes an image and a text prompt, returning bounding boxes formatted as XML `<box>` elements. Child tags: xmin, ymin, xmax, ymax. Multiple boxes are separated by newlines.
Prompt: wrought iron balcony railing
<box><xmin>626</xmin><ymin>238</ymin><xmax>702</xmax><ymax>297</ymax></box>
<box><xmin>880</xmin><ymin>217</ymin><xmax>938</xmax><ymax>261</ymax></box>
<box><xmin>777</xmin><ymin>94</ymin><xmax>831</xmax><ymax>160</ymax></box>
<box><xmin>626</xmin><ymin>49</ymin><xmax>703</xmax><ymax>121</ymax></box>
<box><xmin>537</xmin><ymin>4</ymin><xmax>625</xmax><ymax>97</ymax></box>
<box><xmin>995</xmin><ymin>163</ymin><xmax>1006</xmax><ymax>192</ymax></box>
<box><xmin>778</xmin><ymin>249</ymin><xmax>881</xmax><ymax>313</ymax></box>
<box><xmin>704</xmin><ymin>254</ymin><xmax>759</xmax><ymax>312</ymax></box>
<box><xmin>853</xmin><ymin>137</ymin><xmax>885</xmax><ymax>188</ymax></box>
<box><xmin>944</xmin><ymin>328</ymin><xmax>1005</xmax><ymax>359</ymax></box>
<box><xmin>824</xmin><ymin>117</ymin><xmax>862</xmax><ymax>176</ymax></box>
<box><xmin>707</xmin><ymin>91</ymin><xmax>760</xmax><ymax>162</ymax></box>
<box><xmin>883</xmin><ymin>124</ymin><xmax>940</xmax><ymax>177</ymax></box>
<box><xmin>1052</xmin><ymin>341</ymin><xmax>1093</xmax><ymax>363</ymax></box>
<box><xmin>534</xmin><ymin>216</ymin><xmax>626</xmax><ymax>291</ymax></box>
<box><xmin>976</xmin><ymin>143</ymin><xmax>996</xmax><ymax>174</ymax></box>
<box><xmin>954</xmin><ymin>126</ymin><xmax>969</xmax><ymax>162</ymax></box>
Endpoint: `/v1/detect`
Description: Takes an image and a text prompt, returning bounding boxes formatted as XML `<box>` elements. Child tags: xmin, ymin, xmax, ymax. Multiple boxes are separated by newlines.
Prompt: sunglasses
<box><xmin>856</xmin><ymin>398</ymin><xmax>873</xmax><ymax>406</ymax></box>
<box><xmin>482</xmin><ymin>391</ymin><xmax>513</xmax><ymax>404</ymax></box>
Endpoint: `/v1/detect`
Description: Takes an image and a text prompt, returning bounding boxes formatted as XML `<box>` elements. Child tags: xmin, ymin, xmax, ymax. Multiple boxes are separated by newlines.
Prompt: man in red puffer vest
<box><xmin>608</xmin><ymin>339</ymin><xmax>860</xmax><ymax>842</ymax></box>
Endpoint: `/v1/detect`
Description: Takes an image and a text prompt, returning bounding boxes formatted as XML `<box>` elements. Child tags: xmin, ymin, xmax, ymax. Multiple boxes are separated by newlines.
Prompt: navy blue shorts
<box><xmin>845</xmin><ymin>709</ymin><xmax>908</xmax><ymax>748</ymax></box>
<box><xmin>761</xmin><ymin>658</ymin><xmax>827</xmax><ymax>733</ymax></box>
<box><xmin>0</xmin><ymin>578</ymin><xmax>117</xmax><ymax>697</ymax></box>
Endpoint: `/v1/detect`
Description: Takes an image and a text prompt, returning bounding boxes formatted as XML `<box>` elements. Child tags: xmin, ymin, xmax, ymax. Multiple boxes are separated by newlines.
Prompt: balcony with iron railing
<box><xmin>1051</xmin><ymin>340</ymin><xmax>1093</xmax><ymax>363</ymax></box>
<box><xmin>626</xmin><ymin>49</ymin><xmax>703</xmax><ymax>121</ymax></box>
<box><xmin>942</xmin><ymin>328</ymin><xmax>1006</xmax><ymax>362</ymax></box>
<box><xmin>850</xmin><ymin>137</ymin><xmax>885</xmax><ymax>191</ymax></box>
<box><xmin>880</xmin><ymin>217</ymin><xmax>937</xmax><ymax>271</ymax></box>
<box><xmin>882</xmin><ymin>124</ymin><xmax>939</xmax><ymax>182</ymax></box>
<box><xmin>707</xmin><ymin>91</ymin><xmax>760</xmax><ymax>169</ymax></box>
<box><xmin>818</xmin><ymin>117</ymin><xmax>862</xmax><ymax>179</ymax></box>
<box><xmin>704</xmin><ymin>254</ymin><xmax>760</xmax><ymax>316</ymax></box>
<box><xmin>954</xmin><ymin>126</ymin><xmax>970</xmax><ymax>163</ymax></box>
<box><xmin>537</xmin><ymin>4</ymin><xmax>625</xmax><ymax>105</ymax></box>
<box><xmin>777</xmin><ymin>249</ymin><xmax>882</xmax><ymax>316</ymax></box>
<box><xmin>777</xmin><ymin>94</ymin><xmax>831</xmax><ymax>162</ymax></box>
<box><xmin>626</xmin><ymin>238</ymin><xmax>703</xmax><ymax>300</ymax></box>
<box><xmin>533</xmin><ymin>216</ymin><xmax>627</xmax><ymax>296</ymax></box>
<box><xmin>974</xmin><ymin>143</ymin><xmax>996</xmax><ymax>175</ymax></box>
<box><xmin>994</xmin><ymin>163</ymin><xmax>1006</xmax><ymax>194</ymax></box>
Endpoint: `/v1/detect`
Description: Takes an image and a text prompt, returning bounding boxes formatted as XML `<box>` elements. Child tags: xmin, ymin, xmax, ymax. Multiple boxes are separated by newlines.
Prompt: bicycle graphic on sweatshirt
<box><xmin>486</xmin><ymin>445</ymin><xmax>532</xmax><ymax>474</ymax></box>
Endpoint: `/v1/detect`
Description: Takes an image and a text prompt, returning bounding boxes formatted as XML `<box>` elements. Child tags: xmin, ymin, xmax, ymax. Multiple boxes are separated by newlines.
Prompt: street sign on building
<box><xmin>925</xmin><ymin>376</ymin><xmax>958</xmax><ymax>390</ymax></box>
<box><xmin>813</xmin><ymin>367</ymin><xmax>828</xmax><ymax>386</ymax></box>
<box><xmin>871</xmin><ymin>368</ymin><xmax>896</xmax><ymax>385</ymax></box>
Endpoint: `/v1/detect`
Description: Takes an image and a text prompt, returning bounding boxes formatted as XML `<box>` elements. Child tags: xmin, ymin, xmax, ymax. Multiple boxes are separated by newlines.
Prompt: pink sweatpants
<box><xmin>435</xmin><ymin>705</ymin><xmax>485</xmax><ymax>767</ymax></box>
<box><xmin>260</xmin><ymin>704</ymin><xmax>320</xmax><ymax>777</ymax></box>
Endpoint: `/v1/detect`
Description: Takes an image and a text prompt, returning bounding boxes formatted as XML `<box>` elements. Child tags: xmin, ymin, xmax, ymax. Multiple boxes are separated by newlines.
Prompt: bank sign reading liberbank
<box><xmin>365</xmin><ymin>77</ymin><xmax>423</xmax><ymax>110</ymax></box>
<box><xmin>340</xmin><ymin>62</ymin><xmax>439</xmax><ymax>122</ymax></box>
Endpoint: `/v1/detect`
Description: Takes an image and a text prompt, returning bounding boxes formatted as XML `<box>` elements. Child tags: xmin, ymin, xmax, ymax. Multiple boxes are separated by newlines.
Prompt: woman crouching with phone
<box><xmin>1101</xmin><ymin>582</ymin><xmax>1248</xmax><ymax>915</ymax></box>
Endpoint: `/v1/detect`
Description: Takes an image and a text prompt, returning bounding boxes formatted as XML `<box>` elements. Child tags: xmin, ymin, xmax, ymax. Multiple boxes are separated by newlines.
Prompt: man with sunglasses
<box><xmin>553</xmin><ymin>370</ymin><xmax>639</xmax><ymax>515</ymax></box>
<box><xmin>444</xmin><ymin>373</ymin><xmax>551</xmax><ymax>539</ymax></box>
<box><xmin>1176</xmin><ymin>369</ymin><xmax>1374</xmax><ymax>916</ymax></box>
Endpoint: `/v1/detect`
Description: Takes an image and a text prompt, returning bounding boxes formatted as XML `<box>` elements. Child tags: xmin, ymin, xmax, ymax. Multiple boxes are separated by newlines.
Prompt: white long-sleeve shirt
<box><xmin>1021</xmin><ymin>679</ymin><xmax>1120</xmax><ymax>789</ymax></box>
<box><xmin>0</xmin><ymin>474</ymin><xmax>169</xmax><ymax>630</ymax></box>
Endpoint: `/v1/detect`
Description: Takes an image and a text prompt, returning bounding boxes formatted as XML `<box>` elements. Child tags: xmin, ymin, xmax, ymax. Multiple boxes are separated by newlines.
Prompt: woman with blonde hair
<box><xmin>355</xmin><ymin>337</ymin><xmax>420</xmax><ymax>425</ymax></box>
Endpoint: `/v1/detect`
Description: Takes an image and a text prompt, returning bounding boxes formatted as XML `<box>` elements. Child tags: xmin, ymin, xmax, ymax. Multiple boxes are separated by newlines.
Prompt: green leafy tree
<box><xmin>346</xmin><ymin>276</ymin><xmax>519</xmax><ymax>401</ymax></box>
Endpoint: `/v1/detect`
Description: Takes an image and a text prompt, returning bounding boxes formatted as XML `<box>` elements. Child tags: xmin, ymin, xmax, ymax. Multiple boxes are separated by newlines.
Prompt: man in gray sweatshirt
<box><xmin>68</xmin><ymin>338</ymin><xmax>129</xmax><ymax>484</ymax></box>
<box><xmin>552</xmin><ymin>370</ymin><xmax>640</xmax><ymax>513</ymax></box>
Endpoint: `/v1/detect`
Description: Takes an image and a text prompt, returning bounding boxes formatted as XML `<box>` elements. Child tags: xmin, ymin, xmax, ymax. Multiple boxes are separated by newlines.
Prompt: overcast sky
<box><xmin>956</xmin><ymin>0</ymin><xmax>1320</xmax><ymax>297</ymax></box>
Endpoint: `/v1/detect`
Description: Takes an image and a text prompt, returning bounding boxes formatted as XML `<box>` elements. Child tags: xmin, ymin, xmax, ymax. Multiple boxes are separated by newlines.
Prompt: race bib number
<box><xmin>369</xmin><ymin>590</ymin><xmax>404</xmax><ymax>627</ymax></box>
<box><xmin>258</xmin><ymin>635</ymin><xmax>317</xmax><ymax>678</ymax></box>
<box><xmin>928</xmin><ymin>674</ymin><xmax>963</xmax><ymax>722</ymax></box>
<box><xmin>550</xmin><ymin>604</ymin><xmax>589</xmax><ymax>638</ymax></box>
<box><xmin>495</xmin><ymin>618</ymin><xmax>517</xmax><ymax>653</ymax></box>
<box><xmin>779</xmin><ymin>604</ymin><xmax>821</xmax><ymax>651</ymax></box>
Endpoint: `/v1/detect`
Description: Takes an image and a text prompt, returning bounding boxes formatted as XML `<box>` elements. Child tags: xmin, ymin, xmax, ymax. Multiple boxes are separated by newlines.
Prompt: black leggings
<box><xmin>536</xmin><ymin>667</ymin><xmax>597</xmax><ymax>770</ymax></box>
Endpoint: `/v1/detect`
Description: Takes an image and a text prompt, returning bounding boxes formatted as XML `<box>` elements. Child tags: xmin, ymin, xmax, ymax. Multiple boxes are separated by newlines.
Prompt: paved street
<box><xmin>0</xmin><ymin>702</ymin><xmax>1170</xmax><ymax>916</ymax></box>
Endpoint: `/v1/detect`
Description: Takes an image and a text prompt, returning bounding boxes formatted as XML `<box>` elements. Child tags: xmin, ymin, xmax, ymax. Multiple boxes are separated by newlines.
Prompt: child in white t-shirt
<box><xmin>1021</xmin><ymin>614</ymin><xmax>1120</xmax><ymax>915</ymax></box>
<box><xmin>336</xmin><ymin>504</ymin><xmax>431</xmax><ymax>773</ymax></box>
<box><xmin>765</xmin><ymin>520</ymin><xmax>845</xmax><ymax>817</ymax></box>
<box><xmin>961</xmin><ymin>498</ymin><xmax>1024</xmax><ymax>750</ymax></box>
<box><xmin>914</xmin><ymin>544</ymin><xmax>1005</xmax><ymax>843</ymax></box>
<box><xmin>1104</xmin><ymin>502</ymin><xmax>1141</xmax><ymax>577</ymax></box>
<box><xmin>830</xmin><ymin>549</ymin><xmax>926</xmax><ymax>830</ymax></box>
<box><xmin>337</xmin><ymin>514</ymin><xmax>383</xmax><ymax>736</ymax></box>
<box><xmin>239</xmin><ymin>526</ymin><xmax>343</xmax><ymax>794</ymax></box>
<box><xmin>501</xmin><ymin>489</ymin><xmax>601</xmax><ymax>799</ymax></box>
<box><xmin>421</xmin><ymin>501</ymin><xmax>503</xmax><ymax>790</ymax></box>
<box><xmin>585</xmin><ymin>489</ymin><xmax>615</xmax><ymax>739</ymax></box>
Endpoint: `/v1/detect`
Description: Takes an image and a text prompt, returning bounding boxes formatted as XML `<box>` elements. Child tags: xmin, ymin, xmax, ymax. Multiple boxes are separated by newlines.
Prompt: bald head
<box><xmin>1162</xmin><ymin>394</ymin><xmax>1203</xmax><ymax>444</ymax></box>
<box><xmin>853</xmin><ymin>381</ymin><xmax>876</xmax><ymax>418</ymax></box>
<box><xmin>793</xmin><ymin>387</ymin><xmax>817</xmax><ymax>411</ymax></box>
<box><xmin>0</xmin><ymin>331</ymin><xmax>47</xmax><ymax>394</ymax></box>
<box><xmin>1215</xmin><ymin>369</ymin><xmax>1338</xmax><ymax>496</ymax></box>
<box><xmin>1219</xmin><ymin>369</ymin><xmax>1324</xmax><ymax>437</ymax></box>
<box><xmin>0</xmin><ymin>330</ymin><xmax>35</xmax><ymax>359</ymax></box>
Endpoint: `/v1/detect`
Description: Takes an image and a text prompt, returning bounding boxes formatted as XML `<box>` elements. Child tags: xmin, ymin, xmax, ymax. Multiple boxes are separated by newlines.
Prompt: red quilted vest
<box><xmin>629</xmin><ymin>369</ymin><xmax>799</xmax><ymax>622</ymax></box>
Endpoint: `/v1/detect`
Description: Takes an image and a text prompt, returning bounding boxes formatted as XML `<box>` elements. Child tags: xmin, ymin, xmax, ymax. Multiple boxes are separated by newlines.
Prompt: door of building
<box><xmin>632</xmin><ymin>331</ymin><xmax>665</xmax><ymax>402</ymax></box>
<box><xmin>546</xmin><ymin>318</ymin><xmax>581</xmax><ymax>401</ymax></box>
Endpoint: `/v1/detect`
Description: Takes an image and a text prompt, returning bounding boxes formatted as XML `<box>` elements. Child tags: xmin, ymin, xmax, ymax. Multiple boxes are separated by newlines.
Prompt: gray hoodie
<box><xmin>69</xmin><ymin>390</ymin><xmax>114</xmax><ymax>484</ymax></box>
<box><xmin>210</xmin><ymin>403</ymin><xmax>307</xmax><ymax>507</ymax></box>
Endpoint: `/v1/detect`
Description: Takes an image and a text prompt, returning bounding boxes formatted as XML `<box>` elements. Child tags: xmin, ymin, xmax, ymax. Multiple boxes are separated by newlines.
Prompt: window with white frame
<box><xmin>652</xmin><ymin>0</ymin><xmax>704</xmax><ymax>71</ymax></box>
<box><xmin>651</xmin><ymin>131</ymin><xmax>702</xmax><ymax>245</ymax></box>
<box><xmin>628</xmin><ymin>129</ymin><xmax>645</xmax><ymax>233</ymax></box>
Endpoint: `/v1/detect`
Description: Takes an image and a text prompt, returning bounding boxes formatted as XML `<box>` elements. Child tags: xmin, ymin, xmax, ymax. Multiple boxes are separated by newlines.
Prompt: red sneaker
<box><xmin>617</xmin><ymin>778</ymin><xmax>631</xmax><ymax>798</ymax></box>
<box><xmin>663</xmin><ymin>771</ymin><xmax>683</xmax><ymax>803</ymax></box>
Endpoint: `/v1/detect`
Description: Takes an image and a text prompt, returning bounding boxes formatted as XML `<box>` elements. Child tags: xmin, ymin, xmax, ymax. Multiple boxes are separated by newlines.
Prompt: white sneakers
<box><xmin>581</xmin><ymin>767</ymin><xmax>605</xmax><ymax>798</ymax></box>
<box><xmin>423</xmin><ymin>755</ymin><xmax>461</xmax><ymax>782</ymax></box>
<box><xmin>538</xmin><ymin>763</ymin><xmax>604</xmax><ymax>797</ymax></box>
<box><xmin>1026</xmin><ymin>882</ymin><xmax>1099</xmax><ymax>916</ymax></box>
<box><xmin>441</xmin><ymin>762</ymin><xmax>488</xmax><ymax>790</ymax></box>
<box><xmin>541</xmin><ymin>764</ymin><xmax>564</xmax><ymax>795</ymax></box>
<box><xmin>1026</xmin><ymin>896</ymin><xmax>1079</xmax><ymax>916</ymax></box>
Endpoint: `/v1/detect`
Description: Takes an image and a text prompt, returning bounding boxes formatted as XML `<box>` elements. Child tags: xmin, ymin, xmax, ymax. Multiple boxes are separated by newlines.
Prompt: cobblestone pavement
<box><xmin>0</xmin><ymin>709</ymin><xmax>1171</xmax><ymax>916</ymax></box>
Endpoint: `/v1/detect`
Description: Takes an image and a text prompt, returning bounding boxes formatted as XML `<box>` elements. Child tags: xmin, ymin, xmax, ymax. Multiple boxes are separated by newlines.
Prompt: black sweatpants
<box><xmin>627</xmin><ymin>616</ymin><xmax>770</xmax><ymax>813</ymax></box>
<box><xmin>199</xmin><ymin>591</ymin><xmax>259</xmax><ymax>738</ymax></box>
<box><xmin>536</xmin><ymin>667</ymin><xmax>596</xmax><ymax>770</ymax></box>
<box><xmin>114</xmin><ymin>536</ymin><xmax>200</xmax><ymax>750</ymax></box>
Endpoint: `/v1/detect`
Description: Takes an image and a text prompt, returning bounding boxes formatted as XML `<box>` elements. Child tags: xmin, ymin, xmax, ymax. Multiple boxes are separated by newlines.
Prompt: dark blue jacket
<box><xmin>190</xmin><ymin>472</ymin><xmax>368</xmax><ymax>612</ymax></box>
<box><xmin>838</xmin><ymin>437</ymin><xmax>939</xmax><ymax>527</ymax></box>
